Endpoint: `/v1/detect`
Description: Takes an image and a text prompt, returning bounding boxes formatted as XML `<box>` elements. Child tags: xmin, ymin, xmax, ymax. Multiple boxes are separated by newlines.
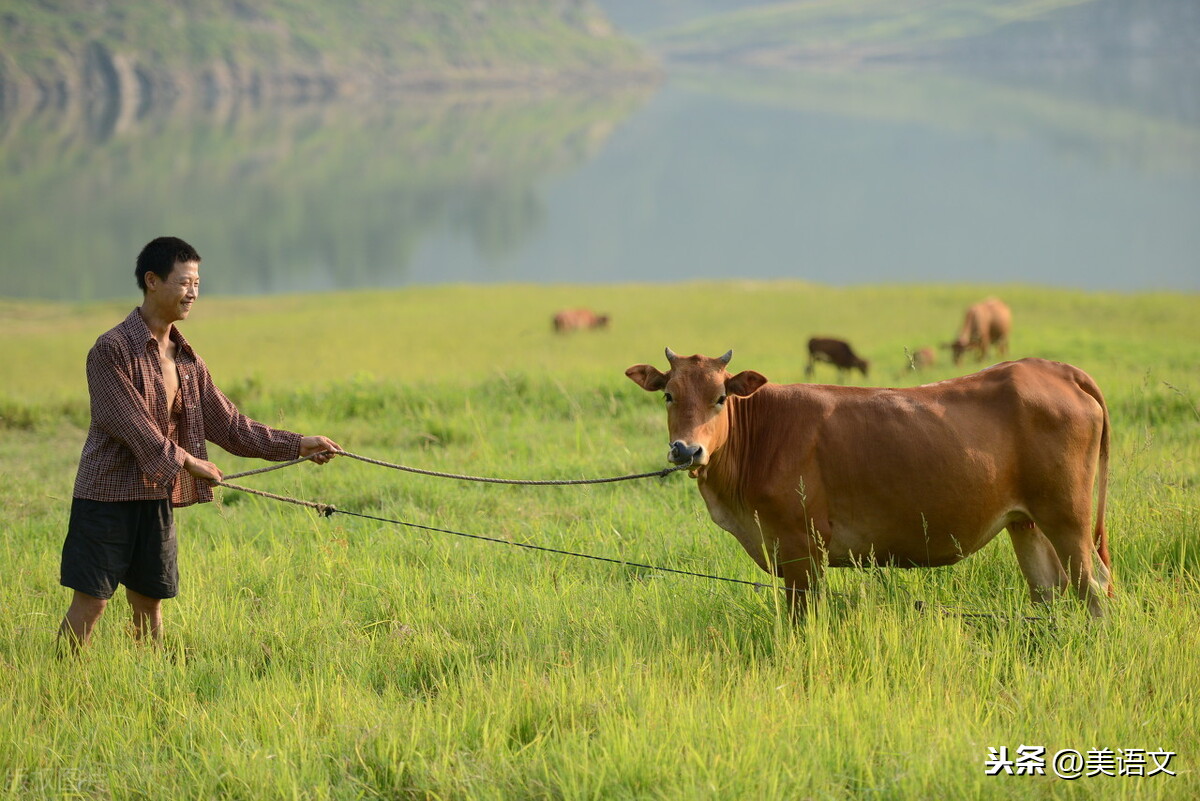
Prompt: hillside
<box><xmin>0</xmin><ymin>0</ymin><xmax>657</xmax><ymax>111</ymax></box>
<box><xmin>638</xmin><ymin>0</ymin><xmax>1199</xmax><ymax>162</ymax></box>
<box><xmin>647</xmin><ymin>0</ymin><xmax>1198</xmax><ymax>69</ymax></box>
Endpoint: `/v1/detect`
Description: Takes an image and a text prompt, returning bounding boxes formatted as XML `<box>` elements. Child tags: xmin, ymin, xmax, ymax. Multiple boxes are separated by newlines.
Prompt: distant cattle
<box><xmin>948</xmin><ymin>297</ymin><xmax>1011</xmax><ymax>365</ymax></box>
<box><xmin>626</xmin><ymin>348</ymin><xmax>1112</xmax><ymax>618</ymax></box>
<box><xmin>909</xmin><ymin>346</ymin><xmax>937</xmax><ymax>371</ymax></box>
<box><xmin>806</xmin><ymin>337</ymin><xmax>869</xmax><ymax>381</ymax></box>
<box><xmin>553</xmin><ymin>308</ymin><xmax>610</xmax><ymax>333</ymax></box>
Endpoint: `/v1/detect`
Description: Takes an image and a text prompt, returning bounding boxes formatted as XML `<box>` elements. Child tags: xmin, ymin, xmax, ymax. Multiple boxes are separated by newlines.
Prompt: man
<box><xmin>58</xmin><ymin>236</ymin><xmax>341</xmax><ymax>651</ymax></box>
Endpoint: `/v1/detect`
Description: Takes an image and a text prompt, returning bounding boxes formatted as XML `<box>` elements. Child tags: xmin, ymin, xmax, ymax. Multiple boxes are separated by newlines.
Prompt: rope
<box><xmin>217</xmin><ymin>480</ymin><xmax>338</xmax><ymax>516</ymax></box>
<box><xmin>223</xmin><ymin>455</ymin><xmax>321</xmax><ymax>481</ymax></box>
<box><xmin>215</xmin><ymin>479</ymin><xmax>779</xmax><ymax>593</ymax></box>
<box><xmin>223</xmin><ymin>450</ymin><xmax>689</xmax><ymax>485</ymax></box>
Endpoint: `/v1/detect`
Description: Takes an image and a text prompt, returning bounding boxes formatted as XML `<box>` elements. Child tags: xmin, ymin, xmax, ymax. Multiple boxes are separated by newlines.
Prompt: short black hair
<box><xmin>135</xmin><ymin>236</ymin><xmax>201</xmax><ymax>292</ymax></box>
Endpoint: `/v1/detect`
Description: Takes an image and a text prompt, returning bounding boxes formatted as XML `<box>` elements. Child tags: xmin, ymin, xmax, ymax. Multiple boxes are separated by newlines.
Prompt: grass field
<box><xmin>1</xmin><ymin>282</ymin><xmax>1198</xmax><ymax>799</ymax></box>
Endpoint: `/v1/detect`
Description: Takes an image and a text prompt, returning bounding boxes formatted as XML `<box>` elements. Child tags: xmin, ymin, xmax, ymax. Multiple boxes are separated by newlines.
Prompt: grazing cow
<box><xmin>949</xmin><ymin>297</ymin><xmax>1011</xmax><ymax>365</ymax></box>
<box><xmin>626</xmin><ymin>348</ymin><xmax>1112</xmax><ymax>618</ymax></box>
<box><xmin>553</xmin><ymin>308</ymin><xmax>610</xmax><ymax>333</ymax></box>
<box><xmin>806</xmin><ymin>337</ymin><xmax>869</xmax><ymax>381</ymax></box>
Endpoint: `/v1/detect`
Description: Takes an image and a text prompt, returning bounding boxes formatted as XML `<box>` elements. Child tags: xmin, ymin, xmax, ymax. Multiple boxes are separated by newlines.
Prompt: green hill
<box><xmin>647</xmin><ymin>0</ymin><xmax>1193</xmax><ymax>66</ymax></box>
<box><xmin>0</xmin><ymin>0</ymin><xmax>657</xmax><ymax>110</ymax></box>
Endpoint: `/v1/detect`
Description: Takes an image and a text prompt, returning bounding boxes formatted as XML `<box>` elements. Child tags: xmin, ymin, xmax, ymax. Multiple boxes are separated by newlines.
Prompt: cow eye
<box><xmin>663</xmin><ymin>392</ymin><xmax>673</xmax><ymax>403</ymax></box>
<box><xmin>716</xmin><ymin>394</ymin><xmax>727</xmax><ymax>406</ymax></box>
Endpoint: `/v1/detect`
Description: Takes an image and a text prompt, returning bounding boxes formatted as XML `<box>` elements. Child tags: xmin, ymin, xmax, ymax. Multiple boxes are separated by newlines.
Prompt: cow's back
<box><xmin>554</xmin><ymin>308</ymin><xmax>607</xmax><ymax>332</ymax></box>
<box><xmin>984</xmin><ymin>298</ymin><xmax>1012</xmax><ymax>341</ymax></box>
<box><xmin>807</xmin><ymin>337</ymin><xmax>858</xmax><ymax>367</ymax></box>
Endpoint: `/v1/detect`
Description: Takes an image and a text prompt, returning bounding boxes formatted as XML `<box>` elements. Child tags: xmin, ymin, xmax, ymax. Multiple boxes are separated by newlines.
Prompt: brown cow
<box><xmin>626</xmin><ymin>348</ymin><xmax>1112</xmax><ymax>618</ymax></box>
<box><xmin>806</xmin><ymin>337</ymin><xmax>868</xmax><ymax>381</ymax></box>
<box><xmin>949</xmin><ymin>297</ymin><xmax>1011</xmax><ymax>365</ymax></box>
<box><xmin>553</xmin><ymin>308</ymin><xmax>610</xmax><ymax>333</ymax></box>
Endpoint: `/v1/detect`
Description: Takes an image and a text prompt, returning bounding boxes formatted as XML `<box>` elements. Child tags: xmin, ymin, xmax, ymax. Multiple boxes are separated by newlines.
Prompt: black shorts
<box><xmin>60</xmin><ymin>497</ymin><xmax>179</xmax><ymax>600</ymax></box>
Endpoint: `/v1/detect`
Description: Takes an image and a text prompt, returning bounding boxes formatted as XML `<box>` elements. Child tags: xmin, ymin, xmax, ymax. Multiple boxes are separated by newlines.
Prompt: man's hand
<box><xmin>300</xmin><ymin>435</ymin><xmax>341</xmax><ymax>465</ymax></box>
<box><xmin>184</xmin><ymin>454</ymin><xmax>222</xmax><ymax>483</ymax></box>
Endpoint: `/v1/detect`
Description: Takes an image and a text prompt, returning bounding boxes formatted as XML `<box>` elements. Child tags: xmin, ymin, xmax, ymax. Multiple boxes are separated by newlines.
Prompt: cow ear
<box><xmin>626</xmin><ymin>364</ymin><xmax>668</xmax><ymax>392</ymax></box>
<box><xmin>726</xmin><ymin>370</ymin><xmax>767</xmax><ymax>397</ymax></box>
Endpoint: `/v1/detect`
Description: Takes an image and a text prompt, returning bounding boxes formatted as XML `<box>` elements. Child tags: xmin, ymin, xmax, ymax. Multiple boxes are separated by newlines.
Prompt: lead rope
<box><xmin>221</xmin><ymin>449</ymin><xmax>689</xmax><ymax>485</ymax></box>
<box><xmin>214</xmin><ymin>455</ymin><xmax>778</xmax><ymax>594</ymax></box>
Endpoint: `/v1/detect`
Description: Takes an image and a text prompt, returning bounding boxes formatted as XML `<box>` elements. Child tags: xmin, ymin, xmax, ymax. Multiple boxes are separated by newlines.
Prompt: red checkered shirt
<box><xmin>73</xmin><ymin>308</ymin><xmax>302</xmax><ymax>507</ymax></box>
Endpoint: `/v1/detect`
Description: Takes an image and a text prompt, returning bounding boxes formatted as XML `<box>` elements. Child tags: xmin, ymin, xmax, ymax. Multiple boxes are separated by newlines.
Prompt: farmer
<box><xmin>58</xmin><ymin>236</ymin><xmax>341</xmax><ymax>652</ymax></box>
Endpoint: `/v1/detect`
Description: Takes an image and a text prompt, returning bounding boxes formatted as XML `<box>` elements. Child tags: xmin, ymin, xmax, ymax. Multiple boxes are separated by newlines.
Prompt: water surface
<box><xmin>1</xmin><ymin>59</ymin><xmax>1196</xmax><ymax>301</ymax></box>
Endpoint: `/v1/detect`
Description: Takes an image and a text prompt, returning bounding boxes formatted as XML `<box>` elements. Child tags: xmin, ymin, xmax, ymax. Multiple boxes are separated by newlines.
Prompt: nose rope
<box><xmin>222</xmin><ymin>450</ymin><xmax>690</xmax><ymax>485</ymax></box>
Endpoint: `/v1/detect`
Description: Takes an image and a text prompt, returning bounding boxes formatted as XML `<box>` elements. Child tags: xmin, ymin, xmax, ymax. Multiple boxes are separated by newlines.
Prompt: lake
<box><xmin>1</xmin><ymin>59</ymin><xmax>1196</xmax><ymax>302</ymax></box>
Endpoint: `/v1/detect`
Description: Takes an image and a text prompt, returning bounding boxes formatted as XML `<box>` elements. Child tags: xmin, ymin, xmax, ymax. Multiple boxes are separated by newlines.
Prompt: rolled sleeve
<box><xmin>197</xmin><ymin>359</ymin><xmax>301</xmax><ymax>461</ymax></box>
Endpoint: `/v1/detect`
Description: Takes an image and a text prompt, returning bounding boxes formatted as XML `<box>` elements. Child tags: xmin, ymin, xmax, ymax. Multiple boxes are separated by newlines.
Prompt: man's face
<box><xmin>147</xmin><ymin>260</ymin><xmax>200</xmax><ymax>322</ymax></box>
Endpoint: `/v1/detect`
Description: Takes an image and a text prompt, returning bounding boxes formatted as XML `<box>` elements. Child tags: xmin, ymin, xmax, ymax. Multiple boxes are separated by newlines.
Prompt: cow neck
<box><xmin>701</xmin><ymin>391</ymin><xmax>756</xmax><ymax>502</ymax></box>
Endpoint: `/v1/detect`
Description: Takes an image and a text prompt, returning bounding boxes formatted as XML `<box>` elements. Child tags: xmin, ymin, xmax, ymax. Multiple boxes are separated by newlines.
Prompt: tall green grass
<box><xmin>1</xmin><ymin>282</ymin><xmax>1198</xmax><ymax>799</ymax></box>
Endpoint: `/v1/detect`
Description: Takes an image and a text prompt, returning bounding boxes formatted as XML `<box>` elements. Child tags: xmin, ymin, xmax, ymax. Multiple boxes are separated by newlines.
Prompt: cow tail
<box><xmin>1079</xmin><ymin>369</ymin><xmax>1112</xmax><ymax>575</ymax></box>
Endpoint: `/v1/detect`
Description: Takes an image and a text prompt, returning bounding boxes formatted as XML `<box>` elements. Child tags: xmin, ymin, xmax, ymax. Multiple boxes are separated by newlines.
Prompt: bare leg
<box><xmin>58</xmin><ymin>591</ymin><xmax>107</xmax><ymax>654</ymax></box>
<box><xmin>126</xmin><ymin>587</ymin><xmax>164</xmax><ymax>645</ymax></box>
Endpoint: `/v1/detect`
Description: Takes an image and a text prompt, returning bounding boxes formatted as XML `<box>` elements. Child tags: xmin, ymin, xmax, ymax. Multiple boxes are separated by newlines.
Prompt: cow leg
<box><xmin>1036</xmin><ymin>517</ymin><xmax>1107</xmax><ymax>617</ymax></box>
<box><xmin>1007</xmin><ymin>524</ymin><xmax>1068</xmax><ymax>605</ymax></box>
<box><xmin>805</xmin><ymin>356</ymin><xmax>815</xmax><ymax>378</ymax></box>
<box><xmin>774</xmin><ymin>539</ymin><xmax>824</xmax><ymax>621</ymax></box>
<box><xmin>781</xmin><ymin>565</ymin><xmax>820</xmax><ymax>621</ymax></box>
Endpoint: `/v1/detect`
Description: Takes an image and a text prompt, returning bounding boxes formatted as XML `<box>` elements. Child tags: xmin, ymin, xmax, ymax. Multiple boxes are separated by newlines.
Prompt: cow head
<box><xmin>947</xmin><ymin>340</ymin><xmax>969</xmax><ymax>365</ymax></box>
<box><xmin>625</xmin><ymin>348</ymin><xmax>767</xmax><ymax>474</ymax></box>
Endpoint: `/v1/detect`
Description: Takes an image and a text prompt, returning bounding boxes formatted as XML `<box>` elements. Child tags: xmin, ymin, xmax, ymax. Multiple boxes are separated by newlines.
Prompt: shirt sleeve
<box><xmin>86</xmin><ymin>338</ymin><xmax>186</xmax><ymax>491</ymax></box>
<box><xmin>197</xmin><ymin>359</ymin><xmax>302</xmax><ymax>461</ymax></box>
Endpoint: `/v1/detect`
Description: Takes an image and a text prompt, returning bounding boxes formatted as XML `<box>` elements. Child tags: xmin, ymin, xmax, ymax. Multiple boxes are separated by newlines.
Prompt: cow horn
<box><xmin>665</xmin><ymin>347</ymin><xmax>678</xmax><ymax>363</ymax></box>
<box><xmin>718</xmin><ymin>349</ymin><xmax>733</xmax><ymax>365</ymax></box>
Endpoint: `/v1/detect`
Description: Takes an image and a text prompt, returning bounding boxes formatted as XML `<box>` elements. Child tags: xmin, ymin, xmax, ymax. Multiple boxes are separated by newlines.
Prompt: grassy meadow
<box><xmin>1</xmin><ymin>282</ymin><xmax>1198</xmax><ymax>799</ymax></box>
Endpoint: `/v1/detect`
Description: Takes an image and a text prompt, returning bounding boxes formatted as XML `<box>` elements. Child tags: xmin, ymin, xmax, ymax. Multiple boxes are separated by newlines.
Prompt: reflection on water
<box><xmin>431</xmin><ymin>60</ymin><xmax>1199</xmax><ymax>293</ymax></box>
<box><xmin>0</xmin><ymin>87</ymin><xmax>652</xmax><ymax>300</ymax></box>
<box><xmin>677</xmin><ymin>65</ymin><xmax>1200</xmax><ymax>177</ymax></box>
<box><xmin>1</xmin><ymin>54</ymin><xmax>1197</xmax><ymax>300</ymax></box>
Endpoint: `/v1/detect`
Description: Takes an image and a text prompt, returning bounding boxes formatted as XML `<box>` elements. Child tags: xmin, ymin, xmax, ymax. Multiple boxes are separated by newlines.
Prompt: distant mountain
<box><xmin>0</xmin><ymin>0</ymin><xmax>657</xmax><ymax>111</ymax></box>
<box><xmin>647</xmin><ymin>0</ymin><xmax>1199</xmax><ymax>68</ymax></box>
<box><xmin>641</xmin><ymin>0</ymin><xmax>1200</xmax><ymax>129</ymax></box>
<box><xmin>591</xmin><ymin>0</ymin><xmax>775</xmax><ymax>37</ymax></box>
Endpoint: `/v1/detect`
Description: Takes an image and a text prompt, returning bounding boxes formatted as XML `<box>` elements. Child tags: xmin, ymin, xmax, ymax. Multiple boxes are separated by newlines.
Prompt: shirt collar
<box><xmin>120</xmin><ymin>307</ymin><xmax>197</xmax><ymax>360</ymax></box>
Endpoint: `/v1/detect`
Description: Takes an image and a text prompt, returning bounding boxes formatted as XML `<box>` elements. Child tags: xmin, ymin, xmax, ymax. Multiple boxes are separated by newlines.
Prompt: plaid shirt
<box><xmin>73</xmin><ymin>308</ymin><xmax>302</xmax><ymax>507</ymax></box>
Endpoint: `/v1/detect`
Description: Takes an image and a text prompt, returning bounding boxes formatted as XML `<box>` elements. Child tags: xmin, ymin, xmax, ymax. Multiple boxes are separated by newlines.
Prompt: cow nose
<box><xmin>669</xmin><ymin>441</ymin><xmax>703</xmax><ymax>466</ymax></box>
